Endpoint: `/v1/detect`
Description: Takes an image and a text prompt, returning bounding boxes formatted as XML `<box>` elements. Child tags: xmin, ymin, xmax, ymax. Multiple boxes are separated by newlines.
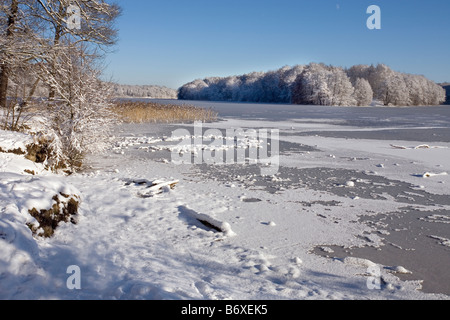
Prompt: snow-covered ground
<box><xmin>1</xmin><ymin>103</ymin><xmax>450</xmax><ymax>300</ymax></box>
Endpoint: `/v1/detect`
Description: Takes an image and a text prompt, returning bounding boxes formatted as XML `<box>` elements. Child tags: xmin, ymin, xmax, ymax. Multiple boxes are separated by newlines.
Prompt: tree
<box><xmin>353</xmin><ymin>78</ymin><xmax>373</xmax><ymax>106</ymax></box>
<box><xmin>346</xmin><ymin>64</ymin><xmax>371</xmax><ymax>84</ymax></box>
<box><xmin>237</xmin><ymin>71</ymin><xmax>264</xmax><ymax>102</ymax></box>
<box><xmin>33</xmin><ymin>0</ymin><xmax>120</xmax><ymax>99</ymax></box>
<box><xmin>0</xmin><ymin>0</ymin><xmax>21</xmax><ymax>109</ymax></box>
<box><xmin>34</xmin><ymin>43</ymin><xmax>117</xmax><ymax>170</ymax></box>
<box><xmin>178</xmin><ymin>79</ymin><xmax>209</xmax><ymax>101</ymax></box>
<box><xmin>33</xmin><ymin>0</ymin><xmax>120</xmax><ymax>48</ymax></box>
<box><xmin>0</xmin><ymin>0</ymin><xmax>121</xmax><ymax>169</ymax></box>
<box><xmin>423</xmin><ymin>77</ymin><xmax>446</xmax><ymax>106</ymax></box>
<box><xmin>327</xmin><ymin>66</ymin><xmax>355</xmax><ymax>106</ymax></box>
<box><xmin>378</xmin><ymin>73</ymin><xmax>409</xmax><ymax>106</ymax></box>
<box><xmin>292</xmin><ymin>63</ymin><xmax>329</xmax><ymax>105</ymax></box>
<box><xmin>0</xmin><ymin>0</ymin><xmax>120</xmax><ymax>105</ymax></box>
<box><xmin>279</xmin><ymin>65</ymin><xmax>304</xmax><ymax>103</ymax></box>
<box><xmin>0</xmin><ymin>0</ymin><xmax>44</xmax><ymax>129</ymax></box>
<box><xmin>403</xmin><ymin>74</ymin><xmax>426</xmax><ymax>106</ymax></box>
<box><xmin>292</xmin><ymin>63</ymin><xmax>355</xmax><ymax>106</ymax></box>
<box><xmin>259</xmin><ymin>70</ymin><xmax>282</xmax><ymax>103</ymax></box>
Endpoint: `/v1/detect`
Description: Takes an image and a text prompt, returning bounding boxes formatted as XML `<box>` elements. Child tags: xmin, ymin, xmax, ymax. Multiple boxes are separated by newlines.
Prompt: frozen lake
<box><xmin>3</xmin><ymin>99</ymin><xmax>448</xmax><ymax>300</ymax></box>
<box><xmin>152</xmin><ymin>99</ymin><xmax>450</xmax><ymax>129</ymax></box>
<box><xmin>125</xmin><ymin>99</ymin><xmax>450</xmax><ymax>296</ymax></box>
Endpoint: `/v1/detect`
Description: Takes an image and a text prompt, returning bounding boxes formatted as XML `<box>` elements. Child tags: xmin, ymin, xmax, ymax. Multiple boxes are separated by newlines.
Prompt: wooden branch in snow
<box><xmin>127</xmin><ymin>179</ymin><xmax>179</xmax><ymax>197</ymax></box>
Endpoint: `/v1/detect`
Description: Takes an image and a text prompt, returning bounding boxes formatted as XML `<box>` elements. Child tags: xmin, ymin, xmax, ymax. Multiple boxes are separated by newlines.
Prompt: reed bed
<box><xmin>112</xmin><ymin>101</ymin><xmax>218</xmax><ymax>123</ymax></box>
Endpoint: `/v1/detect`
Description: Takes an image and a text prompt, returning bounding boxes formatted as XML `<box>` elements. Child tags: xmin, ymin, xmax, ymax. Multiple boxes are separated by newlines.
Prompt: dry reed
<box><xmin>112</xmin><ymin>101</ymin><xmax>218</xmax><ymax>123</ymax></box>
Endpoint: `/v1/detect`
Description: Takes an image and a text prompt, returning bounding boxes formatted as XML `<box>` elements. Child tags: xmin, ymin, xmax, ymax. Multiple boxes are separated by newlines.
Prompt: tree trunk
<box><xmin>48</xmin><ymin>3</ymin><xmax>65</xmax><ymax>101</ymax></box>
<box><xmin>0</xmin><ymin>66</ymin><xmax>9</xmax><ymax>108</ymax></box>
<box><xmin>0</xmin><ymin>0</ymin><xmax>19</xmax><ymax>108</ymax></box>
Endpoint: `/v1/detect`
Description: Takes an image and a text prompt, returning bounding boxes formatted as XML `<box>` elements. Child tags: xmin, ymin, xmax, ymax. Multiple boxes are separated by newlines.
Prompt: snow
<box><xmin>1</xmin><ymin>105</ymin><xmax>450</xmax><ymax>300</ymax></box>
<box><xmin>345</xmin><ymin>181</ymin><xmax>355</xmax><ymax>187</ymax></box>
<box><xmin>178</xmin><ymin>205</ymin><xmax>236</xmax><ymax>237</ymax></box>
<box><xmin>417</xmin><ymin>172</ymin><xmax>448</xmax><ymax>178</ymax></box>
<box><xmin>0</xmin><ymin>129</ymin><xmax>33</xmax><ymax>153</ymax></box>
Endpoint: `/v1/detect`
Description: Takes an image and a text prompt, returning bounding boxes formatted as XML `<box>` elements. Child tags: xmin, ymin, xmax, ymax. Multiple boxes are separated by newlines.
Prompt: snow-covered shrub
<box><xmin>34</xmin><ymin>45</ymin><xmax>118</xmax><ymax>171</ymax></box>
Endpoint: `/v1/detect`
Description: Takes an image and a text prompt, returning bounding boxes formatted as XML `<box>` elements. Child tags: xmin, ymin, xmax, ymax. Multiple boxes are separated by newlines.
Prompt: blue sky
<box><xmin>104</xmin><ymin>0</ymin><xmax>450</xmax><ymax>89</ymax></box>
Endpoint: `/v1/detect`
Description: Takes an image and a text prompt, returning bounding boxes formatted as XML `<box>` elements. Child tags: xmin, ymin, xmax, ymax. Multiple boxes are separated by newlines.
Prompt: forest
<box><xmin>178</xmin><ymin>63</ymin><xmax>446</xmax><ymax>107</ymax></box>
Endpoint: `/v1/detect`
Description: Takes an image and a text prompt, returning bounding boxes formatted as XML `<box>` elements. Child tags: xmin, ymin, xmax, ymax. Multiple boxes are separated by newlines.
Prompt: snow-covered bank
<box><xmin>0</xmin><ymin>148</ymin><xmax>80</xmax><ymax>298</ymax></box>
<box><xmin>1</xmin><ymin>109</ymin><xmax>450</xmax><ymax>300</ymax></box>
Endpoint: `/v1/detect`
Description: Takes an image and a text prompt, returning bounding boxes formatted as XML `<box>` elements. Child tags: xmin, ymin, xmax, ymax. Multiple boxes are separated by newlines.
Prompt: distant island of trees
<box><xmin>178</xmin><ymin>63</ymin><xmax>447</xmax><ymax>107</ymax></box>
<box><xmin>110</xmin><ymin>84</ymin><xmax>177</xmax><ymax>99</ymax></box>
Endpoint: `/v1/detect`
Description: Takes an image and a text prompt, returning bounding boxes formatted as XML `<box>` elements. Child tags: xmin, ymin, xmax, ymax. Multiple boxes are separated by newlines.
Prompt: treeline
<box><xmin>110</xmin><ymin>84</ymin><xmax>177</xmax><ymax>99</ymax></box>
<box><xmin>178</xmin><ymin>63</ymin><xmax>446</xmax><ymax>107</ymax></box>
<box><xmin>178</xmin><ymin>65</ymin><xmax>304</xmax><ymax>104</ymax></box>
<box><xmin>3</xmin><ymin>82</ymin><xmax>177</xmax><ymax>100</ymax></box>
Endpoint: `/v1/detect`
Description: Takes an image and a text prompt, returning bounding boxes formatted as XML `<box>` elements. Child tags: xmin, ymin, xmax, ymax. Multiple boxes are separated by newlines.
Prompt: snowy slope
<box><xmin>1</xmin><ymin>121</ymin><xmax>449</xmax><ymax>300</ymax></box>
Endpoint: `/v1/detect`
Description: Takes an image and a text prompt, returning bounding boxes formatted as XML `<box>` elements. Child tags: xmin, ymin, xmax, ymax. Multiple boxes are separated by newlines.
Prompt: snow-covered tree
<box><xmin>352</xmin><ymin>78</ymin><xmax>373</xmax><ymax>106</ymax></box>
<box><xmin>292</xmin><ymin>63</ymin><xmax>355</xmax><ymax>106</ymax></box>
<box><xmin>292</xmin><ymin>64</ymin><xmax>328</xmax><ymax>105</ymax></box>
<box><xmin>279</xmin><ymin>65</ymin><xmax>304</xmax><ymax>103</ymax></box>
<box><xmin>237</xmin><ymin>71</ymin><xmax>264</xmax><ymax>102</ymax></box>
<box><xmin>178</xmin><ymin>79</ymin><xmax>209</xmax><ymax>100</ymax></box>
<box><xmin>0</xmin><ymin>0</ymin><xmax>34</xmax><ymax>109</ymax></box>
<box><xmin>378</xmin><ymin>72</ymin><xmax>409</xmax><ymax>106</ymax></box>
<box><xmin>0</xmin><ymin>0</ymin><xmax>45</xmax><ymax>129</ymax></box>
<box><xmin>0</xmin><ymin>0</ymin><xmax>121</xmax><ymax>105</ymax></box>
<box><xmin>327</xmin><ymin>66</ymin><xmax>355</xmax><ymax>106</ymax></box>
<box><xmin>346</xmin><ymin>64</ymin><xmax>372</xmax><ymax>84</ymax></box>
<box><xmin>423</xmin><ymin>77</ymin><xmax>446</xmax><ymax>106</ymax></box>
<box><xmin>1</xmin><ymin>0</ymin><xmax>121</xmax><ymax>169</ymax></box>
<box><xmin>347</xmin><ymin>64</ymin><xmax>445</xmax><ymax>106</ymax></box>
<box><xmin>403</xmin><ymin>74</ymin><xmax>427</xmax><ymax>106</ymax></box>
<box><xmin>178</xmin><ymin>63</ymin><xmax>445</xmax><ymax>107</ymax></box>
<box><xmin>35</xmin><ymin>44</ymin><xmax>117</xmax><ymax>170</ymax></box>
